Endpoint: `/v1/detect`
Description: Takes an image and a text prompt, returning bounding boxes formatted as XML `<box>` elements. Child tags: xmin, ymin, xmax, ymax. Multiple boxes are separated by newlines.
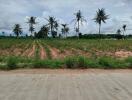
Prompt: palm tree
<box><xmin>13</xmin><ymin>24</ymin><xmax>22</xmax><ymax>37</ymax></box>
<box><xmin>72</xmin><ymin>10</ymin><xmax>86</xmax><ymax>37</ymax></box>
<box><xmin>61</xmin><ymin>24</ymin><xmax>69</xmax><ymax>38</ymax></box>
<box><xmin>54</xmin><ymin>21</ymin><xmax>59</xmax><ymax>36</ymax></box>
<box><xmin>122</xmin><ymin>24</ymin><xmax>126</xmax><ymax>39</ymax></box>
<box><xmin>94</xmin><ymin>8</ymin><xmax>109</xmax><ymax>38</ymax></box>
<box><xmin>27</xmin><ymin>16</ymin><xmax>37</xmax><ymax>36</ymax></box>
<box><xmin>46</xmin><ymin>16</ymin><xmax>58</xmax><ymax>38</ymax></box>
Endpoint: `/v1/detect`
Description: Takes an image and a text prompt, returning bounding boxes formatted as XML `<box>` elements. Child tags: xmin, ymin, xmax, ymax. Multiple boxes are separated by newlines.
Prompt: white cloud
<box><xmin>0</xmin><ymin>0</ymin><xmax>132</xmax><ymax>35</ymax></box>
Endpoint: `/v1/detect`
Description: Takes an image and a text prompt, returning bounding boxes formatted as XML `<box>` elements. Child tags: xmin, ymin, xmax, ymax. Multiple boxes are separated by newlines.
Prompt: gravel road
<box><xmin>0</xmin><ymin>69</ymin><xmax>132</xmax><ymax>100</ymax></box>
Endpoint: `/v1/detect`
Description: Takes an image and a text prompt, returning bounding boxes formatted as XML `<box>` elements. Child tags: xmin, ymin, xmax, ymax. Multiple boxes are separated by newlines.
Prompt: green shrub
<box><xmin>0</xmin><ymin>57</ymin><xmax>4</xmax><ymax>62</ymax></box>
<box><xmin>6</xmin><ymin>57</ymin><xmax>18</xmax><ymax>70</ymax></box>
<box><xmin>125</xmin><ymin>57</ymin><xmax>132</xmax><ymax>68</ymax></box>
<box><xmin>98</xmin><ymin>56</ymin><xmax>129</xmax><ymax>69</ymax></box>
<box><xmin>86</xmin><ymin>58</ymin><xmax>100</xmax><ymax>68</ymax></box>
<box><xmin>32</xmin><ymin>59</ymin><xmax>63</xmax><ymax>69</ymax></box>
<box><xmin>77</xmin><ymin>56</ymin><xmax>87</xmax><ymax>68</ymax></box>
<box><xmin>33</xmin><ymin>60</ymin><xmax>48</xmax><ymax>68</ymax></box>
<box><xmin>65</xmin><ymin>57</ymin><xmax>76</xmax><ymax>68</ymax></box>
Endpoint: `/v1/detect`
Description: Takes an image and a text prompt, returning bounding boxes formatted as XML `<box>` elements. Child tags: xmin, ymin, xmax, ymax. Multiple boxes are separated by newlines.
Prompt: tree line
<box><xmin>12</xmin><ymin>8</ymin><xmax>128</xmax><ymax>39</ymax></box>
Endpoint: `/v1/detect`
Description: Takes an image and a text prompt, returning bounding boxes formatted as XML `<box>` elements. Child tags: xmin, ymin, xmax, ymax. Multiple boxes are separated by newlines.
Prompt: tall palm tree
<box><xmin>13</xmin><ymin>24</ymin><xmax>22</xmax><ymax>37</ymax></box>
<box><xmin>72</xmin><ymin>10</ymin><xmax>86</xmax><ymax>37</ymax></box>
<box><xmin>54</xmin><ymin>21</ymin><xmax>59</xmax><ymax>36</ymax></box>
<box><xmin>27</xmin><ymin>16</ymin><xmax>37</xmax><ymax>36</ymax></box>
<box><xmin>46</xmin><ymin>16</ymin><xmax>58</xmax><ymax>38</ymax></box>
<box><xmin>61</xmin><ymin>24</ymin><xmax>69</xmax><ymax>38</ymax></box>
<box><xmin>94</xmin><ymin>8</ymin><xmax>109</xmax><ymax>38</ymax></box>
<box><xmin>122</xmin><ymin>24</ymin><xmax>126</xmax><ymax>39</ymax></box>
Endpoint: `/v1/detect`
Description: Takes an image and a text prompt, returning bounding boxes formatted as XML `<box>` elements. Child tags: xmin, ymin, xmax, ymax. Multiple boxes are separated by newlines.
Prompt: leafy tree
<box><xmin>46</xmin><ymin>16</ymin><xmax>58</xmax><ymax>38</ymax></box>
<box><xmin>27</xmin><ymin>16</ymin><xmax>37</xmax><ymax>36</ymax></box>
<box><xmin>94</xmin><ymin>8</ymin><xmax>109</xmax><ymax>38</ymax></box>
<box><xmin>61</xmin><ymin>24</ymin><xmax>69</xmax><ymax>38</ymax></box>
<box><xmin>72</xmin><ymin>10</ymin><xmax>86</xmax><ymax>38</ymax></box>
<box><xmin>13</xmin><ymin>24</ymin><xmax>22</xmax><ymax>37</ymax></box>
<box><xmin>36</xmin><ymin>25</ymin><xmax>49</xmax><ymax>38</ymax></box>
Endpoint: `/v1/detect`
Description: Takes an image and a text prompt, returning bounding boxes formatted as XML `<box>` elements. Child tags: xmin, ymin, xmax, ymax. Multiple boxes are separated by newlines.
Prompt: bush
<box><xmin>125</xmin><ymin>57</ymin><xmax>132</xmax><ymax>68</ymax></box>
<box><xmin>77</xmin><ymin>56</ymin><xmax>87</xmax><ymax>68</ymax></box>
<box><xmin>65</xmin><ymin>57</ymin><xmax>76</xmax><ymax>68</ymax></box>
<box><xmin>32</xmin><ymin>59</ymin><xmax>63</xmax><ymax>69</ymax></box>
<box><xmin>33</xmin><ymin>60</ymin><xmax>48</xmax><ymax>68</ymax></box>
<box><xmin>98</xmin><ymin>56</ymin><xmax>129</xmax><ymax>69</ymax></box>
<box><xmin>86</xmin><ymin>58</ymin><xmax>100</xmax><ymax>68</ymax></box>
<box><xmin>7</xmin><ymin>57</ymin><xmax>18</xmax><ymax>70</ymax></box>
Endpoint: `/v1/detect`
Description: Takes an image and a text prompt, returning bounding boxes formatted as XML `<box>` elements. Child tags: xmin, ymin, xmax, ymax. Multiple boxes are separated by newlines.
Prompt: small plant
<box><xmin>7</xmin><ymin>57</ymin><xmax>18</xmax><ymax>70</ymax></box>
<box><xmin>77</xmin><ymin>56</ymin><xmax>87</xmax><ymax>68</ymax></box>
<box><xmin>65</xmin><ymin>57</ymin><xmax>76</xmax><ymax>68</ymax></box>
<box><xmin>125</xmin><ymin>57</ymin><xmax>132</xmax><ymax>68</ymax></box>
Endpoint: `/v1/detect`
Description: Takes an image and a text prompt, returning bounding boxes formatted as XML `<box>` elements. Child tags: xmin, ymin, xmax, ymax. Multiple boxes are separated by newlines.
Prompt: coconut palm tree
<box><xmin>72</xmin><ymin>10</ymin><xmax>86</xmax><ymax>38</ymax></box>
<box><xmin>94</xmin><ymin>8</ymin><xmax>109</xmax><ymax>38</ymax></box>
<box><xmin>54</xmin><ymin>21</ymin><xmax>59</xmax><ymax>36</ymax></box>
<box><xmin>61</xmin><ymin>24</ymin><xmax>69</xmax><ymax>38</ymax></box>
<box><xmin>46</xmin><ymin>16</ymin><xmax>58</xmax><ymax>38</ymax></box>
<box><xmin>13</xmin><ymin>24</ymin><xmax>22</xmax><ymax>37</ymax></box>
<box><xmin>27</xmin><ymin>16</ymin><xmax>37</xmax><ymax>36</ymax></box>
<box><xmin>122</xmin><ymin>24</ymin><xmax>126</xmax><ymax>39</ymax></box>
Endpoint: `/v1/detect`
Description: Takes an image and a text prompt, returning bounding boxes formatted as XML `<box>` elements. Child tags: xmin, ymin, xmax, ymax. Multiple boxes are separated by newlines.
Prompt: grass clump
<box><xmin>77</xmin><ymin>56</ymin><xmax>88</xmax><ymax>68</ymax></box>
<box><xmin>32</xmin><ymin>59</ymin><xmax>63</xmax><ymax>69</ymax></box>
<box><xmin>65</xmin><ymin>56</ymin><xmax>76</xmax><ymax>68</ymax></box>
<box><xmin>98</xmin><ymin>56</ymin><xmax>129</xmax><ymax>69</ymax></box>
<box><xmin>6</xmin><ymin>57</ymin><xmax>18</xmax><ymax>70</ymax></box>
<box><xmin>125</xmin><ymin>57</ymin><xmax>132</xmax><ymax>68</ymax></box>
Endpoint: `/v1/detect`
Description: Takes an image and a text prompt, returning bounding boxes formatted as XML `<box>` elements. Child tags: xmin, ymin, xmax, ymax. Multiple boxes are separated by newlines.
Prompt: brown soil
<box><xmin>28</xmin><ymin>44</ymin><xmax>36</xmax><ymax>57</ymax></box>
<box><xmin>39</xmin><ymin>45</ymin><xmax>47</xmax><ymax>59</ymax></box>
<box><xmin>115</xmin><ymin>50</ymin><xmax>132</xmax><ymax>58</ymax></box>
<box><xmin>49</xmin><ymin>47</ymin><xmax>61</xmax><ymax>59</ymax></box>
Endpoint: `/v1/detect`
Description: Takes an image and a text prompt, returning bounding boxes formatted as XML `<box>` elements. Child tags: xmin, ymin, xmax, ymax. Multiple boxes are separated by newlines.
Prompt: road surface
<box><xmin>0</xmin><ymin>69</ymin><xmax>132</xmax><ymax>100</ymax></box>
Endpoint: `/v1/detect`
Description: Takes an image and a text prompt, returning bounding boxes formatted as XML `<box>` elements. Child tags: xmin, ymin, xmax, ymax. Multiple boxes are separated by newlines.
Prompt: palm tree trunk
<box><xmin>78</xmin><ymin>21</ymin><xmax>80</xmax><ymax>38</ymax></box>
<box><xmin>99</xmin><ymin>24</ymin><xmax>101</xmax><ymax>39</ymax></box>
<box><xmin>51</xmin><ymin>25</ymin><xmax>53</xmax><ymax>38</ymax></box>
<box><xmin>123</xmin><ymin>31</ymin><xmax>125</xmax><ymax>40</ymax></box>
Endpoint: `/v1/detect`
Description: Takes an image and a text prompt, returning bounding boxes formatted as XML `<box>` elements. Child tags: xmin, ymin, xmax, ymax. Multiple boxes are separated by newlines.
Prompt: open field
<box><xmin>0</xmin><ymin>38</ymin><xmax>132</xmax><ymax>69</ymax></box>
<box><xmin>1</xmin><ymin>69</ymin><xmax>132</xmax><ymax>100</ymax></box>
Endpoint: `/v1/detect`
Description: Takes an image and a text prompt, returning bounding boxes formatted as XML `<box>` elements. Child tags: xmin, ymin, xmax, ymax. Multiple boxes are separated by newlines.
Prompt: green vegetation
<box><xmin>0</xmin><ymin>38</ymin><xmax>131</xmax><ymax>70</ymax></box>
<box><xmin>0</xmin><ymin>55</ymin><xmax>131</xmax><ymax>70</ymax></box>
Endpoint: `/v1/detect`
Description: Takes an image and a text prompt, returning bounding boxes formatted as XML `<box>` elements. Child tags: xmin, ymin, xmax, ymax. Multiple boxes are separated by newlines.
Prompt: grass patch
<box><xmin>0</xmin><ymin>55</ymin><xmax>131</xmax><ymax>70</ymax></box>
<box><xmin>6</xmin><ymin>56</ymin><xmax>18</xmax><ymax>70</ymax></box>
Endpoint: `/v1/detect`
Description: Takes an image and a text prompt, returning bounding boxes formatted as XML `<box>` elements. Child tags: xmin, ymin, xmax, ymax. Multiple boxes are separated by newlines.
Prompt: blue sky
<box><xmin>0</xmin><ymin>0</ymin><xmax>132</xmax><ymax>35</ymax></box>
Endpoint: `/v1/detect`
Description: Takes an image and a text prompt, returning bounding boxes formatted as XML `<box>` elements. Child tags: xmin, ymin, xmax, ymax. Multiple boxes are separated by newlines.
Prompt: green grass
<box><xmin>0</xmin><ymin>38</ymin><xmax>131</xmax><ymax>70</ymax></box>
<box><xmin>0</xmin><ymin>56</ymin><xmax>131</xmax><ymax>70</ymax></box>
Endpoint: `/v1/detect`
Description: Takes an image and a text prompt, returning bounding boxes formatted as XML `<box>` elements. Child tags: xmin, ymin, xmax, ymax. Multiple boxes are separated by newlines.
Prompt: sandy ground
<box><xmin>0</xmin><ymin>69</ymin><xmax>132</xmax><ymax>100</ymax></box>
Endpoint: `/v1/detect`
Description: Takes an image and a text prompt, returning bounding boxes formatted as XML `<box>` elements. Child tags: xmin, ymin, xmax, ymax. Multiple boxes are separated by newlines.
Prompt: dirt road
<box><xmin>0</xmin><ymin>69</ymin><xmax>132</xmax><ymax>100</ymax></box>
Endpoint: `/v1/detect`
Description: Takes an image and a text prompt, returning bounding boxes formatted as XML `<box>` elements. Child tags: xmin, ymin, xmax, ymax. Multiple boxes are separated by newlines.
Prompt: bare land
<box><xmin>0</xmin><ymin>69</ymin><xmax>132</xmax><ymax>100</ymax></box>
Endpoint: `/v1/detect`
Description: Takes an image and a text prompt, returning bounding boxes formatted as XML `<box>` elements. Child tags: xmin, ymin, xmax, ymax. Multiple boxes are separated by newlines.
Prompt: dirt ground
<box><xmin>0</xmin><ymin>69</ymin><xmax>132</xmax><ymax>100</ymax></box>
<box><xmin>0</xmin><ymin>69</ymin><xmax>132</xmax><ymax>74</ymax></box>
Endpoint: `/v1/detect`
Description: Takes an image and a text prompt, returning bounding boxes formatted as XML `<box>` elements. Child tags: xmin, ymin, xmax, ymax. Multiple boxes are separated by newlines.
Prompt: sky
<box><xmin>0</xmin><ymin>0</ymin><xmax>132</xmax><ymax>36</ymax></box>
